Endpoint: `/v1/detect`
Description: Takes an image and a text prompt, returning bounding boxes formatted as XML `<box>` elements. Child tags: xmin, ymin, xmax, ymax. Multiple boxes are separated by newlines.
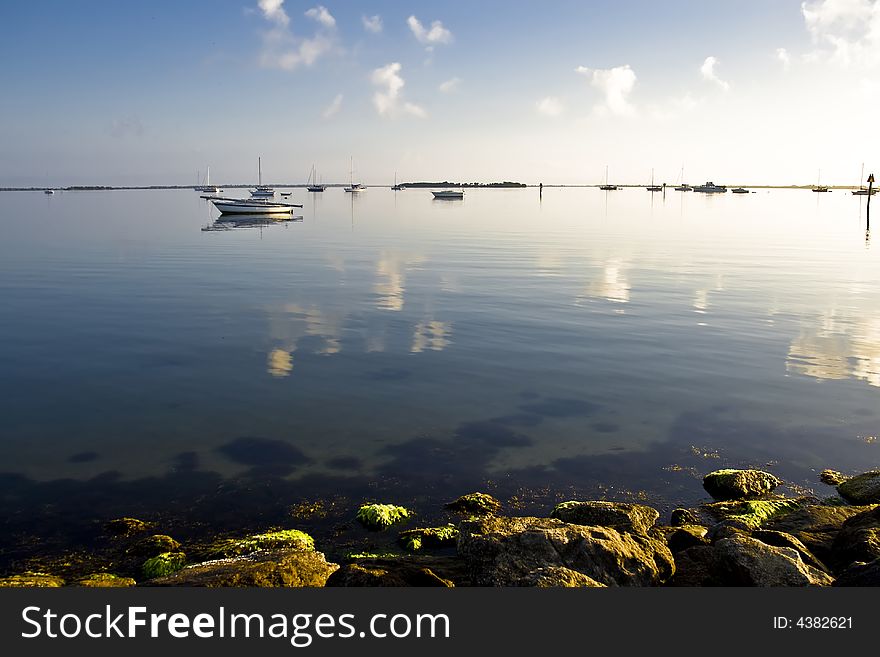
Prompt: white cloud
<box><xmin>576</xmin><ymin>64</ymin><xmax>637</xmax><ymax>116</ymax></box>
<box><xmin>438</xmin><ymin>77</ymin><xmax>461</xmax><ymax>93</ymax></box>
<box><xmin>256</xmin><ymin>1</ymin><xmax>338</xmax><ymax>71</ymax></box>
<box><xmin>362</xmin><ymin>14</ymin><xmax>383</xmax><ymax>33</ymax></box>
<box><xmin>407</xmin><ymin>15</ymin><xmax>453</xmax><ymax>46</ymax></box>
<box><xmin>305</xmin><ymin>5</ymin><xmax>335</xmax><ymax>28</ymax></box>
<box><xmin>700</xmin><ymin>56</ymin><xmax>730</xmax><ymax>91</ymax></box>
<box><xmin>536</xmin><ymin>96</ymin><xmax>564</xmax><ymax>117</ymax></box>
<box><xmin>802</xmin><ymin>0</ymin><xmax>880</xmax><ymax>66</ymax></box>
<box><xmin>371</xmin><ymin>62</ymin><xmax>427</xmax><ymax>118</ymax></box>
<box><xmin>322</xmin><ymin>93</ymin><xmax>343</xmax><ymax>118</ymax></box>
<box><xmin>777</xmin><ymin>47</ymin><xmax>791</xmax><ymax>69</ymax></box>
<box><xmin>258</xmin><ymin>0</ymin><xmax>289</xmax><ymax>27</ymax></box>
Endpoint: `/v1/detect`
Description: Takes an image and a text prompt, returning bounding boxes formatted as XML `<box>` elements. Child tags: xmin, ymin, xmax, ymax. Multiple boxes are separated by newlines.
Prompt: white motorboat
<box><xmin>250</xmin><ymin>157</ymin><xmax>275</xmax><ymax>197</ymax></box>
<box><xmin>209</xmin><ymin>197</ymin><xmax>301</xmax><ymax>215</ymax></box>
<box><xmin>693</xmin><ymin>181</ymin><xmax>727</xmax><ymax>193</ymax></box>
<box><xmin>432</xmin><ymin>189</ymin><xmax>464</xmax><ymax>199</ymax></box>
<box><xmin>44</xmin><ymin>189</ymin><xmax>55</xmax><ymax>195</ymax></box>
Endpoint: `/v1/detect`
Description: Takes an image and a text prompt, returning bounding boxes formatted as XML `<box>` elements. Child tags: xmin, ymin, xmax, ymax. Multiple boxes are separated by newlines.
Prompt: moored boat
<box><xmin>693</xmin><ymin>181</ymin><xmax>727</xmax><ymax>193</ymax></box>
<box><xmin>250</xmin><ymin>158</ymin><xmax>275</xmax><ymax>197</ymax></box>
<box><xmin>209</xmin><ymin>197</ymin><xmax>302</xmax><ymax>215</ymax></box>
<box><xmin>731</xmin><ymin>187</ymin><xmax>749</xmax><ymax>194</ymax></box>
<box><xmin>432</xmin><ymin>189</ymin><xmax>464</xmax><ymax>199</ymax></box>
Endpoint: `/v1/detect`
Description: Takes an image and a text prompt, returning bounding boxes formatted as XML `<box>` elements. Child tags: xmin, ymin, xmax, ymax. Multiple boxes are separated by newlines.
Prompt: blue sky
<box><xmin>1</xmin><ymin>0</ymin><xmax>878</xmax><ymax>186</ymax></box>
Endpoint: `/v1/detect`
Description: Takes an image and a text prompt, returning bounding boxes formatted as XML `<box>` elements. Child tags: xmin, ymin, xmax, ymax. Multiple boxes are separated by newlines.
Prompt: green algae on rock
<box><xmin>702</xmin><ymin>498</ymin><xmax>805</xmax><ymax>529</ymax></box>
<box><xmin>143</xmin><ymin>552</ymin><xmax>186</xmax><ymax>579</ymax></box>
<box><xmin>104</xmin><ymin>517</ymin><xmax>152</xmax><ymax>536</ymax></box>
<box><xmin>837</xmin><ymin>471</ymin><xmax>880</xmax><ymax>505</ymax></box>
<box><xmin>127</xmin><ymin>534</ymin><xmax>181</xmax><ymax>557</ymax></box>
<box><xmin>398</xmin><ymin>525</ymin><xmax>459</xmax><ymax>552</ymax></box>
<box><xmin>0</xmin><ymin>572</ymin><xmax>65</xmax><ymax>588</ymax></box>
<box><xmin>205</xmin><ymin>529</ymin><xmax>315</xmax><ymax>559</ymax></box>
<box><xmin>356</xmin><ymin>504</ymin><xmax>412</xmax><ymax>531</ymax></box>
<box><xmin>703</xmin><ymin>469</ymin><xmax>782</xmax><ymax>501</ymax></box>
<box><xmin>445</xmin><ymin>492</ymin><xmax>501</xmax><ymax>515</ymax></box>
<box><xmin>77</xmin><ymin>573</ymin><xmax>137</xmax><ymax>587</ymax></box>
<box><xmin>550</xmin><ymin>500</ymin><xmax>659</xmax><ymax>535</ymax></box>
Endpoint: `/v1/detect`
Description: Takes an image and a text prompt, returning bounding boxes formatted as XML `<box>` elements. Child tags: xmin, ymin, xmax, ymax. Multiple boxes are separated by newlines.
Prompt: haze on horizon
<box><xmin>2</xmin><ymin>0</ymin><xmax>880</xmax><ymax>187</ymax></box>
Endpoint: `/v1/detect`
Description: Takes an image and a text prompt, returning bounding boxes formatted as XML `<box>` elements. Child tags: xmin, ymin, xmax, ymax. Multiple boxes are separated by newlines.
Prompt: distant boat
<box><xmin>250</xmin><ymin>157</ymin><xmax>275</xmax><ymax>197</ymax></box>
<box><xmin>646</xmin><ymin>168</ymin><xmax>662</xmax><ymax>192</ymax></box>
<box><xmin>432</xmin><ymin>189</ymin><xmax>464</xmax><ymax>199</ymax></box>
<box><xmin>195</xmin><ymin>165</ymin><xmax>221</xmax><ymax>193</ymax></box>
<box><xmin>391</xmin><ymin>172</ymin><xmax>404</xmax><ymax>191</ymax></box>
<box><xmin>343</xmin><ymin>157</ymin><xmax>365</xmax><ymax>192</ymax></box>
<box><xmin>209</xmin><ymin>197</ymin><xmax>301</xmax><ymax>215</ymax></box>
<box><xmin>811</xmin><ymin>169</ymin><xmax>829</xmax><ymax>192</ymax></box>
<box><xmin>731</xmin><ymin>187</ymin><xmax>749</xmax><ymax>194</ymax></box>
<box><xmin>307</xmin><ymin>164</ymin><xmax>326</xmax><ymax>192</ymax></box>
<box><xmin>693</xmin><ymin>181</ymin><xmax>727</xmax><ymax>193</ymax></box>
<box><xmin>44</xmin><ymin>189</ymin><xmax>55</xmax><ymax>195</ymax></box>
<box><xmin>599</xmin><ymin>165</ymin><xmax>618</xmax><ymax>191</ymax></box>
<box><xmin>674</xmin><ymin>166</ymin><xmax>692</xmax><ymax>191</ymax></box>
<box><xmin>852</xmin><ymin>163</ymin><xmax>875</xmax><ymax>195</ymax></box>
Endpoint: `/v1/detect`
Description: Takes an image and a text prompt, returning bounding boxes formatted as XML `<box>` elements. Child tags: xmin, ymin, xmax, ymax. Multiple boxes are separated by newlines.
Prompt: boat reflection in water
<box><xmin>201</xmin><ymin>213</ymin><xmax>303</xmax><ymax>231</ymax></box>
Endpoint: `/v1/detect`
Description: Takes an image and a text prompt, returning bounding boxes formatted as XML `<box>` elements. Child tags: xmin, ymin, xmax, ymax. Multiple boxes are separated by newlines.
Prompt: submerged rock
<box><xmin>0</xmin><ymin>572</ymin><xmax>65</xmax><ymax>588</ymax></box>
<box><xmin>147</xmin><ymin>549</ymin><xmax>337</xmax><ymax>587</ymax></box>
<box><xmin>714</xmin><ymin>535</ymin><xmax>833</xmax><ymax>586</ymax></box>
<box><xmin>703</xmin><ymin>469</ymin><xmax>782</xmax><ymax>500</ymax></box>
<box><xmin>127</xmin><ymin>534</ymin><xmax>181</xmax><ymax>557</ymax></box>
<box><xmin>837</xmin><ymin>471</ymin><xmax>880</xmax><ymax>504</ymax></box>
<box><xmin>356</xmin><ymin>504</ymin><xmax>412</xmax><ymax>531</ymax></box>
<box><xmin>142</xmin><ymin>552</ymin><xmax>187</xmax><ymax>579</ymax></box>
<box><xmin>77</xmin><ymin>573</ymin><xmax>137</xmax><ymax>588</ymax></box>
<box><xmin>327</xmin><ymin>556</ymin><xmax>463</xmax><ymax>587</ymax></box>
<box><xmin>398</xmin><ymin>525</ymin><xmax>459</xmax><ymax>552</ymax></box>
<box><xmin>104</xmin><ymin>517</ymin><xmax>152</xmax><ymax>536</ymax></box>
<box><xmin>458</xmin><ymin>516</ymin><xmax>674</xmax><ymax>587</ymax></box>
<box><xmin>550</xmin><ymin>501</ymin><xmax>659</xmax><ymax>535</ymax></box>
<box><xmin>445</xmin><ymin>493</ymin><xmax>502</xmax><ymax>516</ymax></box>
<box><xmin>820</xmin><ymin>469</ymin><xmax>849</xmax><ymax>486</ymax></box>
<box><xmin>204</xmin><ymin>529</ymin><xmax>314</xmax><ymax>559</ymax></box>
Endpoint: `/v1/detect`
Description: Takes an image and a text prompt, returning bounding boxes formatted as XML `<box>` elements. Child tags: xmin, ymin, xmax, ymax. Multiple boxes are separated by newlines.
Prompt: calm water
<box><xmin>2</xmin><ymin>187</ymin><xmax>880</xmax><ymax>552</ymax></box>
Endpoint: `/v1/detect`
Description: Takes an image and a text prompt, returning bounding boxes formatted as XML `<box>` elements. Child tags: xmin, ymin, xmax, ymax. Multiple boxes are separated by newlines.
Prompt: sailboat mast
<box><xmin>259</xmin><ymin>157</ymin><xmax>262</xmax><ymax>186</ymax></box>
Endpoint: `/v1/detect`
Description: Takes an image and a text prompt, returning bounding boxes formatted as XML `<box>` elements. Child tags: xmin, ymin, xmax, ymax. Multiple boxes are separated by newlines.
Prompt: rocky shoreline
<box><xmin>3</xmin><ymin>468</ymin><xmax>880</xmax><ymax>587</ymax></box>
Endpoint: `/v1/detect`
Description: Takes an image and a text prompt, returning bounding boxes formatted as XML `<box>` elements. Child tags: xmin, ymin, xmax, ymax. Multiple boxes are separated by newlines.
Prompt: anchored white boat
<box><xmin>195</xmin><ymin>165</ymin><xmax>221</xmax><ymax>193</ymax></box>
<box><xmin>693</xmin><ymin>181</ymin><xmax>727</xmax><ymax>193</ymax></box>
<box><xmin>209</xmin><ymin>197</ymin><xmax>302</xmax><ymax>215</ymax></box>
<box><xmin>250</xmin><ymin>158</ymin><xmax>275</xmax><ymax>198</ymax></box>
<box><xmin>432</xmin><ymin>189</ymin><xmax>464</xmax><ymax>199</ymax></box>
<box><xmin>343</xmin><ymin>157</ymin><xmax>365</xmax><ymax>193</ymax></box>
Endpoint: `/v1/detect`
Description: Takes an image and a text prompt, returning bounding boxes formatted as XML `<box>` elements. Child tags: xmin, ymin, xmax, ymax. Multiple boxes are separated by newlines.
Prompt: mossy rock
<box><xmin>703</xmin><ymin>469</ymin><xmax>782</xmax><ymax>500</ymax></box>
<box><xmin>127</xmin><ymin>534</ymin><xmax>181</xmax><ymax>557</ymax></box>
<box><xmin>356</xmin><ymin>504</ymin><xmax>412</xmax><ymax>531</ymax></box>
<box><xmin>105</xmin><ymin>517</ymin><xmax>152</xmax><ymax>536</ymax></box>
<box><xmin>143</xmin><ymin>552</ymin><xmax>187</xmax><ymax>579</ymax></box>
<box><xmin>838</xmin><ymin>471</ymin><xmax>880</xmax><ymax>504</ymax></box>
<box><xmin>0</xmin><ymin>572</ymin><xmax>65</xmax><ymax>588</ymax></box>
<box><xmin>445</xmin><ymin>492</ymin><xmax>501</xmax><ymax>515</ymax></box>
<box><xmin>550</xmin><ymin>500</ymin><xmax>659</xmax><ymax>534</ymax></box>
<box><xmin>398</xmin><ymin>525</ymin><xmax>459</xmax><ymax>551</ymax></box>
<box><xmin>77</xmin><ymin>573</ymin><xmax>137</xmax><ymax>588</ymax></box>
<box><xmin>820</xmin><ymin>469</ymin><xmax>849</xmax><ymax>486</ymax></box>
<box><xmin>205</xmin><ymin>529</ymin><xmax>314</xmax><ymax>559</ymax></box>
<box><xmin>702</xmin><ymin>498</ymin><xmax>805</xmax><ymax>529</ymax></box>
<box><xmin>344</xmin><ymin>551</ymin><xmax>406</xmax><ymax>561</ymax></box>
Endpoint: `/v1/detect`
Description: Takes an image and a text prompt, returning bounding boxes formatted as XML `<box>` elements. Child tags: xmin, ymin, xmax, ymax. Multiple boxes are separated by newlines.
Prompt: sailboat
<box><xmin>852</xmin><ymin>163</ymin><xmax>875</xmax><ymax>195</ymax></box>
<box><xmin>811</xmin><ymin>169</ymin><xmax>830</xmax><ymax>193</ymax></box>
<box><xmin>599</xmin><ymin>165</ymin><xmax>618</xmax><ymax>191</ymax></box>
<box><xmin>307</xmin><ymin>164</ymin><xmax>326</xmax><ymax>192</ymax></box>
<box><xmin>195</xmin><ymin>165</ymin><xmax>221</xmax><ymax>193</ymax></box>
<box><xmin>674</xmin><ymin>166</ymin><xmax>692</xmax><ymax>191</ymax></box>
<box><xmin>251</xmin><ymin>158</ymin><xmax>276</xmax><ymax>197</ymax></box>
<box><xmin>646</xmin><ymin>168</ymin><xmax>662</xmax><ymax>192</ymax></box>
<box><xmin>344</xmin><ymin>157</ymin><xmax>365</xmax><ymax>193</ymax></box>
<box><xmin>391</xmin><ymin>172</ymin><xmax>404</xmax><ymax>191</ymax></box>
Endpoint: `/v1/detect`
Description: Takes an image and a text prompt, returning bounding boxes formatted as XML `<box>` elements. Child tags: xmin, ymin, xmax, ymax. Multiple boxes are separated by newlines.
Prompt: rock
<box><xmin>445</xmin><ymin>492</ymin><xmax>502</xmax><ymax>515</ymax></box>
<box><xmin>518</xmin><ymin>566</ymin><xmax>605</xmax><ymax>587</ymax></box>
<box><xmin>326</xmin><ymin>556</ymin><xmax>465</xmax><ymax>587</ymax></box>
<box><xmin>701</xmin><ymin>497</ymin><xmax>810</xmax><ymax>529</ymax></box>
<box><xmin>670</xmin><ymin>508</ymin><xmax>699</xmax><ymax>527</ymax></box>
<box><xmin>127</xmin><ymin>534</ymin><xmax>181</xmax><ymax>557</ymax></box>
<box><xmin>838</xmin><ymin>471</ymin><xmax>880</xmax><ymax>504</ymax></box>
<box><xmin>833</xmin><ymin>559</ymin><xmax>880</xmax><ymax>586</ymax></box>
<box><xmin>658</xmin><ymin>525</ymin><xmax>709</xmax><ymax>553</ymax></box>
<box><xmin>764</xmin><ymin>504</ymin><xmax>876</xmax><ymax>564</ymax></box>
<box><xmin>398</xmin><ymin>525</ymin><xmax>459</xmax><ymax>551</ymax></box>
<box><xmin>457</xmin><ymin>516</ymin><xmax>674</xmax><ymax>587</ymax></box>
<box><xmin>0</xmin><ymin>572</ymin><xmax>65</xmax><ymax>587</ymax></box>
<box><xmin>147</xmin><ymin>549</ymin><xmax>338</xmax><ymax>587</ymax></box>
<box><xmin>706</xmin><ymin>519</ymin><xmax>753</xmax><ymax>543</ymax></box>
<box><xmin>752</xmin><ymin>530</ymin><xmax>828</xmax><ymax>572</ymax></box>
<box><xmin>703</xmin><ymin>469</ymin><xmax>782</xmax><ymax>500</ymax></box>
<box><xmin>142</xmin><ymin>552</ymin><xmax>187</xmax><ymax>579</ymax></box>
<box><xmin>668</xmin><ymin>546</ymin><xmax>723</xmax><ymax>587</ymax></box>
<box><xmin>550</xmin><ymin>501</ymin><xmax>659</xmax><ymax>535</ymax></box>
<box><xmin>203</xmin><ymin>529</ymin><xmax>314</xmax><ymax>559</ymax></box>
<box><xmin>820</xmin><ymin>469</ymin><xmax>849</xmax><ymax>486</ymax></box>
<box><xmin>715</xmin><ymin>535</ymin><xmax>833</xmax><ymax>586</ymax></box>
<box><xmin>356</xmin><ymin>504</ymin><xmax>412</xmax><ymax>531</ymax></box>
<box><xmin>104</xmin><ymin>517</ymin><xmax>152</xmax><ymax>536</ymax></box>
<box><xmin>76</xmin><ymin>573</ymin><xmax>137</xmax><ymax>587</ymax></box>
<box><xmin>830</xmin><ymin>506</ymin><xmax>880</xmax><ymax>569</ymax></box>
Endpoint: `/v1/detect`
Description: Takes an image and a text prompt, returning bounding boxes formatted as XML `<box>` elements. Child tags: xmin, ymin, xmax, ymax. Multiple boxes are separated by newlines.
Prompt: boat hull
<box><xmin>211</xmin><ymin>201</ymin><xmax>293</xmax><ymax>215</ymax></box>
<box><xmin>432</xmin><ymin>191</ymin><xmax>464</xmax><ymax>199</ymax></box>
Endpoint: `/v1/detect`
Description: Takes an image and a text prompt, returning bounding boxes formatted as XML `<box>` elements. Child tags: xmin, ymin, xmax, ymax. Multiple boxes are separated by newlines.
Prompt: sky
<box><xmin>1</xmin><ymin>0</ymin><xmax>880</xmax><ymax>186</ymax></box>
